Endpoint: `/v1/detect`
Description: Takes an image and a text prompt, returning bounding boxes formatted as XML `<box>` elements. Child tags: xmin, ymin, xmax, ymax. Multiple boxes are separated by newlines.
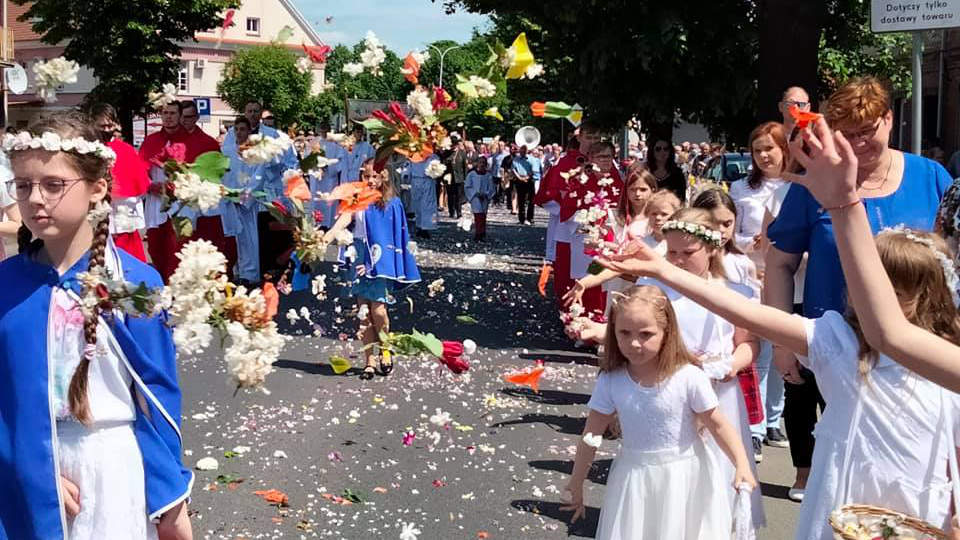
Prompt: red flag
<box><xmin>215</xmin><ymin>9</ymin><xmax>236</xmax><ymax>48</ymax></box>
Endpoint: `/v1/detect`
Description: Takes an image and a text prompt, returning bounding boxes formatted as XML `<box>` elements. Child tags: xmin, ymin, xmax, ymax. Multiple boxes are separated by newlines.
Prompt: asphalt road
<box><xmin>179</xmin><ymin>206</ymin><xmax>802</xmax><ymax>539</ymax></box>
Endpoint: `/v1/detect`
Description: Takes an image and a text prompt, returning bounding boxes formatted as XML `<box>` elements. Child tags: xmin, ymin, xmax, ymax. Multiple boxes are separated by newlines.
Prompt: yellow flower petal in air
<box><xmin>483</xmin><ymin>107</ymin><xmax>504</xmax><ymax>121</ymax></box>
<box><xmin>505</xmin><ymin>33</ymin><xmax>534</xmax><ymax>80</ymax></box>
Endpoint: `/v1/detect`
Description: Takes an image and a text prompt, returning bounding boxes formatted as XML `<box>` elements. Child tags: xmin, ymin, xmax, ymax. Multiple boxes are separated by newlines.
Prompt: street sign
<box><xmin>194</xmin><ymin>97</ymin><xmax>211</xmax><ymax>122</ymax></box>
<box><xmin>872</xmin><ymin>0</ymin><xmax>960</xmax><ymax>33</ymax></box>
<box><xmin>4</xmin><ymin>64</ymin><xmax>27</xmax><ymax>95</ymax></box>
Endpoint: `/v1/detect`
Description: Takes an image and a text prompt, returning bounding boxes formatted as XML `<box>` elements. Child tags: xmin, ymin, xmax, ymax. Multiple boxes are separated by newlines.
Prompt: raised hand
<box><xmin>597</xmin><ymin>239</ymin><xmax>667</xmax><ymax>278</ymax></box>
<box><xmin>784</xmin><ymin>117</ymin><xmax>860</xmax><ymax>210</ymax></box>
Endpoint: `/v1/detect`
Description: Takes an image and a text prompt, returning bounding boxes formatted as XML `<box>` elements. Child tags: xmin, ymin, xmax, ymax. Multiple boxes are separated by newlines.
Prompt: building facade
<box><xmin>6</xmin><ymin>0</ymin><xmax>326</xmax><ymax>139</ymax></box>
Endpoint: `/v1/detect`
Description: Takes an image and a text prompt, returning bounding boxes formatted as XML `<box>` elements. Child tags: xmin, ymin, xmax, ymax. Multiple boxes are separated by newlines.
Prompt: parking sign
<box><xmin>194</xmin><ymin>97</ymin><xmax>211</xmax><ymax>123</ymax></box>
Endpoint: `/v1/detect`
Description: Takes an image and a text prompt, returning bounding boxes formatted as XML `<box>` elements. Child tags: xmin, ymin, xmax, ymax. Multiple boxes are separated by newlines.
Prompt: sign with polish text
<box><xmin>872</xmin><ymin>1</ymin><xmax>960</xmax><ymax>32</ymax></box>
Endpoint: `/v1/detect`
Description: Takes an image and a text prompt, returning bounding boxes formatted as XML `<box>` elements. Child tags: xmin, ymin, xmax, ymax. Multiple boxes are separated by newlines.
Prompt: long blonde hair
<box><xmin>602</xmin><ymin>285</ymin><xmax>700</xmax><ymax>382</ymax></box>
<box><xmin>664</xmin><ymin>207</ymin><xmax>726</xmax><ymax>279</ymax></box>
<box><xmin>848</xmin><ymin>230</ymin><xmax>960</xmax><ymax>376</ymax></box>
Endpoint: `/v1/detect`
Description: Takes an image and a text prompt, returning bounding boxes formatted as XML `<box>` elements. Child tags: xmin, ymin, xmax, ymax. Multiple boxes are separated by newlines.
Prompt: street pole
<box><xmin>912</xmin><ymin>31</ymin><xmax>923</xmax><ymax>155</ymax></box>
<box><xmin>427</xmin><ymin>44</ymin><xmax>461</xmax><ymax>88</ymax></box>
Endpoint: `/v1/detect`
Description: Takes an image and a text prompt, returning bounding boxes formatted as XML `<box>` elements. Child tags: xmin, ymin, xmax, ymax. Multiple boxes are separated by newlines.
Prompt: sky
<box><xmin>292</xmin><ymin>1</ymin><xmax>490</xmax><ymax>54</ymax></box>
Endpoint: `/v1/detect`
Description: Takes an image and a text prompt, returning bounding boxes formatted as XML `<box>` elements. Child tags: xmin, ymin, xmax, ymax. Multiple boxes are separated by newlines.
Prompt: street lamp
<box><xmin>427</xmin><ymin>44</ymin><xmax>461</xmax><ymax>88</ymax></box>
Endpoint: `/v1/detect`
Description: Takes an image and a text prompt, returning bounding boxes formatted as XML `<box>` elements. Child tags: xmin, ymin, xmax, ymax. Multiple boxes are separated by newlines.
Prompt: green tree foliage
<box><xmin>13</xmin><ymin>0</ymin><xmax>239</xmax><ymax>138</ymax></box>
<box><xmin>447</xmin><ymin>0</ymin><xmax>913</xmax><ymax>143</ymax></box>
<box><xmin>217</xmin><ymin>45</ymin><xmax>313</xmax><ymax>127</ymax></box>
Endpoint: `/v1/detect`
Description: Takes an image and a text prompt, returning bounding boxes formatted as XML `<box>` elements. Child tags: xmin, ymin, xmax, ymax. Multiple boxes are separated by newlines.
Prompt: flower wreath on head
<box><xmin>2</xmin><ymin>131</ymin><xmax>116</xmax><ymax>164</ymax></box>
<box><xmin>660</xmin><ymin>220</ymin><xmax>724</xmax><ymax>248</ymax></box>
<box><xmin>880</xmin><ymin>224</ymin><xmax>960</xmax><ymax>307</ymax></box>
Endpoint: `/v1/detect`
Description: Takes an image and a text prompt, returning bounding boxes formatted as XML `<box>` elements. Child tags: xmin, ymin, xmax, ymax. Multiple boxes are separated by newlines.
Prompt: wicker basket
<box><xmin>828</xmin><ymin>504</ymin><xmax>947</xmax><ymax>540</ymax></box>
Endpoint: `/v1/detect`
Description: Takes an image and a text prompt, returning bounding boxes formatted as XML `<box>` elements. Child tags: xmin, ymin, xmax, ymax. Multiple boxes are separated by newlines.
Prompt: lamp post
<box><xmin>427</xmin><ymin>44</ymin><xmax>461</xmax><ymax>88</ymax></box>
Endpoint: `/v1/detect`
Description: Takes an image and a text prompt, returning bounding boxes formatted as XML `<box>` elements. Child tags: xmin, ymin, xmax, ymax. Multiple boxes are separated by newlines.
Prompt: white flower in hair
<box><xmin>39</xmin><ymin>132</ymin><xmax>62</xmax><ymax>151</ymax></box>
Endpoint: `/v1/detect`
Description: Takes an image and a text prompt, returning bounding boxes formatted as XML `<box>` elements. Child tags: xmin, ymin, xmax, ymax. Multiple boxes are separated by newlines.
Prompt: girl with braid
<box><xmin>0</xmin><ymin>112</ymin><xmax>192</xmax><ymax>539</ymax></box>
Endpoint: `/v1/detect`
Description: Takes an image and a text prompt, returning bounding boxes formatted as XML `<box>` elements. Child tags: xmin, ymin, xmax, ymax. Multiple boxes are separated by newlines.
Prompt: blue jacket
<box><xmin>0</xmin><ymin>249</ymin><xmax>192</xmax><ymax>539</ymax></box>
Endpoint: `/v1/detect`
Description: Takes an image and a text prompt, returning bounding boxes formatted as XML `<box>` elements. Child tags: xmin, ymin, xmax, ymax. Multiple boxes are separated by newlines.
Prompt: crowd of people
<box><xmin>3</xmin><ymin>72</ymin><xmax>960</xmax><ymax>540</ymax></box>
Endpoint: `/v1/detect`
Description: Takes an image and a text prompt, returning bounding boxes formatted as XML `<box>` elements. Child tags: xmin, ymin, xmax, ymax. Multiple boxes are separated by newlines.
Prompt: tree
<box><xmin>446</xmin><ymin>1</ymin><xmax>758</xmax><ymax>143</ymax></box>
<box><xmin>217</xmin><ymin>44</ymin><xmax>312</xmax><ymax>127</ymax></box>
<box><xmin>447</xmin><ymin>0</ymin><xmax>913</xmax><ymax>144</ymax></box>
<box><xmin>14</xmin><ymin>0</ymin><xmax>239</xmax><ymax>139</ymax></box>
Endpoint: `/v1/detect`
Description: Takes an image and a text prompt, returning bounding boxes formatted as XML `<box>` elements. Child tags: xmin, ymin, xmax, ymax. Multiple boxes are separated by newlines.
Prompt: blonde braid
<box><xmin>67</xmin><ymin>195</ymin><xmax>111</xmax><ymax>425</ymax></box>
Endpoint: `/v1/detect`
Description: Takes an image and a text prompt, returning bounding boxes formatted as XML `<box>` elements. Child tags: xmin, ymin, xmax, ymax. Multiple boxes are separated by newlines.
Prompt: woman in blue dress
<box><xmin>764</xmin><ymin>76</ymin><xmax>954</xmax><ymax>504</ymax></box>
<box><xmin>324</xmin><ymin>158</ymin><xmax>420</xmax><ymax>379</ymax></box>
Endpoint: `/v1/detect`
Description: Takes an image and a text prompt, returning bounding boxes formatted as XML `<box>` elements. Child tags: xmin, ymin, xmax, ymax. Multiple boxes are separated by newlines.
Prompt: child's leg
<box><xmin>357</xmin><ymin>298</ymin><xmax>378</xmax><ymax>368</ymax></box>
<box><xmin>369</xmin><ymin>300</ymin><xmax>390</xmax><ymax>336</ymax></box>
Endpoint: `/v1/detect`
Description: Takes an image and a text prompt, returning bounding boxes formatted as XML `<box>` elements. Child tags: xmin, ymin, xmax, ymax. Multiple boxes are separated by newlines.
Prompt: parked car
<box><xmin>704</xmin><ymin>152</ymin><xmax>751</xmax><ymax>184</ymax></box>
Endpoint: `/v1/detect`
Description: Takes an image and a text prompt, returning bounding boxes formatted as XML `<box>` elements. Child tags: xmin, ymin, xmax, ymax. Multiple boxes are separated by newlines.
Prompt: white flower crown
<box><xmin>881</xmin><ymin>225</ymin><xmax>960</xmax><ymax>307</ymax></box>
<box><xmin>2</xmin><ymin>131</ymin><xmax>116</xmax><ymax>164</ymax></box>
<box><xmin>661</xmin><ymin>220</ymin><xmax>724</xmax><ymax>247</ymax></box>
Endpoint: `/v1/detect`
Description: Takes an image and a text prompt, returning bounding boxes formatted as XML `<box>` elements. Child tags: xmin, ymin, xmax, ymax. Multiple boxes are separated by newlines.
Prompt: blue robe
<box><xmin>341</xmin><ymin>197</ymin><xmax>420</xmax><ymax>289</ymax></box>
<box><xmin>345</xmin><ymin>141</ymin><xmax>375</xmax><ymax>183</ymax></box>
<box><xmin>405</xmin><ymin>156</ymin><xmax>439</xmax><ymax>231</ymax></box>
<box><xmin>308</xmin><ymin>141</ymin><xmax>347</xmax><ymax>229</ymax></box>
<box><xmin>0</xmin><ymin>249</ymin><xmax>191</xmax><ymax>539</ymax></box>
<box><xmin>222</xmin><ymin>125</ymin><xmax>299</xmax><ymax>214</ymax></box>
<box><xmin>221</xmin><ymin>147</ymin><xmax>266</xmax><ymax>282</ymax></box>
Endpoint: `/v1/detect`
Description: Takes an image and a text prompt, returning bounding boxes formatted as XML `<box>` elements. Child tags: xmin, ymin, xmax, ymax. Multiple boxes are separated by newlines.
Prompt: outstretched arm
<box><xmin>786</xmin><ymin>117</ymin><xmax>960</xmax><ymax>392</ymax></box>
<box><xmin>321</xmin><ymin>211</ymin><xmax>355</xmax><ymax>245</ymax></box>
<box><xmin>599</xmin><ymin>244</ymin><xmax>808</xmax><ymax>355</ymax></box>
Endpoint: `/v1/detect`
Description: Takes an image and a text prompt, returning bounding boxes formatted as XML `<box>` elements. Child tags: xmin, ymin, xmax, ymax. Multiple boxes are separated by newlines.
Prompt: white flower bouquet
<box><xmin>32</xmin><ymin>57</ymin><xmax>79</xmax><ymax>103</ymax></box>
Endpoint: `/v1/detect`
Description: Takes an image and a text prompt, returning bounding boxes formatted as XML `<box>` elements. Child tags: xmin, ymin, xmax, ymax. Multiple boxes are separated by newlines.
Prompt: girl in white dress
<box><xmin>561</xmin><ymin>285</ymin><xmax>755</xmax><ymax>540</ymax></box>
<box><xmin>601</xmin><ymin>225</ymin><xmax>960</xmax><ymax>540</ymax></box>
<box><xmin>638</xmin><ymin>207</ymin><xmax>765</xmax><ymax>534</ymax></box>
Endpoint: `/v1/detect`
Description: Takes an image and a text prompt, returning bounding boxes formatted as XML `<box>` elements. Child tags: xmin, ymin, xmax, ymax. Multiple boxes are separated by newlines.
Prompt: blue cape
<box><xmin>340</xmin><ymin>197</ymin><xmax>420</xmax><ymax>289</ymax></box>
<box><xmin>0</xmin><ymin>249</ymin><xmax>192</xmax><ymax>539</ymax></box>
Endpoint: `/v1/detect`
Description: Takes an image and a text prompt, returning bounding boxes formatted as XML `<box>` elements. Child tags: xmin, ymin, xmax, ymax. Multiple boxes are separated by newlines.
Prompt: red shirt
<box><xmin>108</xmin><ymin>139</ymin><xmax>150</xmax><ymax>198</ymax></box>
<box><xmin>181</xmin><ymin>127</ymin><xmax>221</xmax><ymax>162</ymax></box>
<box><xmin>534</xmin><ymin>149</ymin><xmax>585</xmax><ymax>207</ymax></box>
<box><xmin>138</xmin><ymin>127</ymin><xmax>186</xmax><ymax>165</ymax></box>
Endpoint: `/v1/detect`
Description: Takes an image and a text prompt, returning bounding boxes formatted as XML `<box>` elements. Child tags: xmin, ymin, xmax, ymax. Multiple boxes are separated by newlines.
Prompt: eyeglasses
<box><xmin>783</xmin><ymin>100</ymin><xmax>810</xmax><ymax>109</ymax></box>
<box><xmin>5</xmin><ymin>178</ymin><xmax>85</xmax><ymax>202</ymax></box>
<box><xmin>839</xmin><ymin>119</ymin><xmax>882</xmax><ymax>142</ymax></box>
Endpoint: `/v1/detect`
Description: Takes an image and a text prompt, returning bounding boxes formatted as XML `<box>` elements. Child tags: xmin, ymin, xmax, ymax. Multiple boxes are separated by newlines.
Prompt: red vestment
<box><xmin>108</xmin><ymin>139</ymin><xmax>150</xmax><ymax>261</ymax></box>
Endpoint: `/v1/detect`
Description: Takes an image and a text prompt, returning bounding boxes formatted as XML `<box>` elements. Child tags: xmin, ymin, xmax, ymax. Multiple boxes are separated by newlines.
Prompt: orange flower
<box><xmin>403</xmin><ymin>52</ymin><xmax>420</xmax><ymax>85</ymax></box>
<box><xmin>329</xmin><ymin>181</ymin><xmax>383</xmax><ymax>214</ymax></box>
<box><xmin>284</xmin><ymin>172</ymin><xmax>311</xmax><ymax>203</ymax></box>
<box><xmin>254</xmin><ymin>489</ymin><xmax>289</xmax><ymax>506</ymax></box>
<box><xmin>397</xmin><ymin>141</ymin><xmax>435</xmax><ymax>163</ymax></box>
<box><xmin>788</xmin><ymin>105</ymin><xmax>822</xmax><ymax>130</ymax></box>
<box><xmin>503</xmin><ymin>366</ymin><xmax>545</xmax><ymax>393</ymax></box>
<box><xmin>530</xmin><ymin>102</ymin><xmax>546</xmax><ymax>117</ymax></box>
<box><xmin>262</xmin><ymin>282</ymin><xmax>279</xmax><ymax>321</ymax></box>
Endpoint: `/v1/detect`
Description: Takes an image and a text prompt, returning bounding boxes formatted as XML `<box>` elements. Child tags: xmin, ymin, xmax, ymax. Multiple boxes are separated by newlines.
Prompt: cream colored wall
<box><xmin>196</xmin><ymin>0</ymin><xmax>318</xmax><ymax>46</ymax></box>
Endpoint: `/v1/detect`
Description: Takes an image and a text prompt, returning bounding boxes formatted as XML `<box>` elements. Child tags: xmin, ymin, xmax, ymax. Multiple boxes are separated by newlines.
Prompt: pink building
<box><xmin>6</xmin><ymin>0</ymin><xmax>326</xmax><ymax>140</ymax></box>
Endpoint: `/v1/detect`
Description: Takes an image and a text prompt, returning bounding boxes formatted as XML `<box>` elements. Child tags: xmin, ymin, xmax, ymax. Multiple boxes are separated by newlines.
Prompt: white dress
<box><xmin>50</xmin><ymin>287</ymin><xmax>157</xmax><ymax>540</ymax></box>
<box><xmin>795</xmin><ymin>312</ymin><xmax>960</xmax><ymax>540</ymax></box>
<box><xmin>729</xmin><ymin>178</ymin><xmax>784</xmax><ymax>270</ymax></box>
<box><xmin>588</xmin><ymin>366</ymin><xmax>730</xmax><ymax>539</ymax></box>
<box><xmin>638</xmin><ymin>277</ymin><xmax>766</xmax><ymax>532</ymax></box>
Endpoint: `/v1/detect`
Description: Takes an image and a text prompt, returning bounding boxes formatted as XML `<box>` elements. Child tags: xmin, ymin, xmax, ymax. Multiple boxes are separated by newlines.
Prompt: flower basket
<box><xmin>829</xmin><ymin>504</ymin><xmax>946</xmax><ymax>540</ymax></box>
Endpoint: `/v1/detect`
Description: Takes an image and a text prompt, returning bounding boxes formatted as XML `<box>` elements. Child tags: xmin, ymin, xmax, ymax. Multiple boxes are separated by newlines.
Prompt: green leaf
<box><xmin>411</xmin><ymin>328</ymin><xmax>444</xmax><ymax>358</ymax></box>
<box><xmin>299</xmin><ymin>152</ymin><xmax>320</xmax><ymax>174</ymax></box>
<box><xmin>342</xmin><ymin>488</ymin><xmax>367</xmax><ymax>504</ymax></box>
<box><xmin>456</xmin><ymin>314</ymin><xmax>478</xmax><ymax>324</ymax></box>
<box><xmin>436</xmin><ymin>108</ymin><xmax>465</xmax><ymax>124</ymax></box>
<box><xmin>223</xmin><ymin>451</ymin><xmax>238</xmax><ymax>459</ymax></box>
<box><xmin>216</xmin><ymin>474</ymin><xmax>243</xmax><ymax>484</ymax></box>
<box><xmin>172</xmin><ymin>216</ymin><xmax>194</xmax><ymax>239</ymax></box>
<box><xmin>189</xmin><ymin>151</ymin><xmax>230</xmax><ymax>183</ymax></box>
<box><xmin>587</xmin><ymin>261</ymin><xmax>605</xmax><ymax>275</ymax></box>
<box><xmin>455</xmin><ymin>74</ymin><xmax>479</xmax><ymax>99</ymax></box>
<box><xmin>358</xmin><ymin>118</ymin><xmax>388</xmax><ymax>132</ymax></box>
<box><xmin>329</xmin><ymin>355</ymin><xmax>351</xmax><ymax>375</ymax></box>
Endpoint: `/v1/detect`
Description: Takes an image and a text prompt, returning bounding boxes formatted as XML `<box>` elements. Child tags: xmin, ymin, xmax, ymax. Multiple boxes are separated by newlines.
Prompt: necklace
<box><xmin>859</xmin><ymin>152</ymin><xmax>893</xmax><ymax>192</ymax></box>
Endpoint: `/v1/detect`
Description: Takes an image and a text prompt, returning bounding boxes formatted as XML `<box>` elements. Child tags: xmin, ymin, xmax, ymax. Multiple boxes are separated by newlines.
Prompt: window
<box><xmin>178</xmin><ymin>66</ymin><xmax>188</xmax><ymax>92</ymax></box>
<box><xmin>246</xmin><ymin>17</ymin><xmax>260</xmax><ymax>34</ymax></box>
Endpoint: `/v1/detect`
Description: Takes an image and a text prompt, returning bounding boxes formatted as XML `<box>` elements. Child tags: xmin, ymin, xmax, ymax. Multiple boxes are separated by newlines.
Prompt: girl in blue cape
<box><xmin>324</xmin><ymin>158</ymin><xmax>420</xmax><ymax>380</ymax></box>
<box><xmin>0</xmin><ymin>112</ymin><xmax>192</xmax><ymax>539</ymax></box>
